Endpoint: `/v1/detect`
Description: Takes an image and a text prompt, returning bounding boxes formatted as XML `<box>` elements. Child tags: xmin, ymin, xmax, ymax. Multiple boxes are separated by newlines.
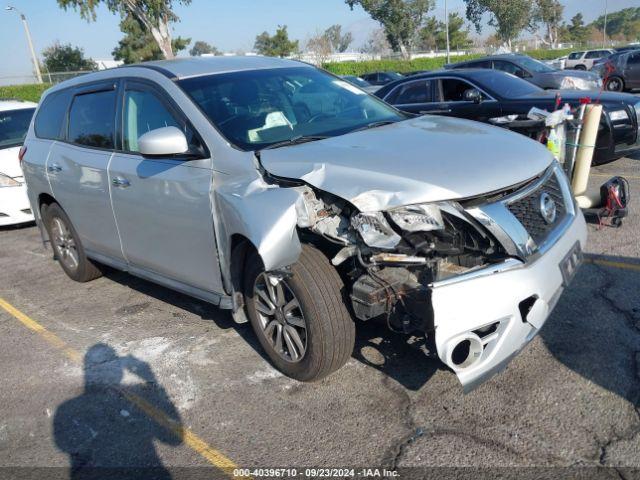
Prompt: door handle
<box><xmin>111</xmin><ymin>177</ymin><xmax>131</xmax><ymax>188</ymax></box>
<box><xmin>47</xmin><ymin>163</ymin><xmax>62</xmax><ymax>173</ymax></box>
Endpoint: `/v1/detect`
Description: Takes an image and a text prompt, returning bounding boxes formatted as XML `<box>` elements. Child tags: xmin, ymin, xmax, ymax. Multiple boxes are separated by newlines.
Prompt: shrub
<box><xmin>0</xmin><ymin>83</ymin><xmax>52</xmax><ymax>103</ymax></box>
<box><xmin>323</xmin><ymin>48</ymin><xmax>575</xmax><ymax>76</ymax></box>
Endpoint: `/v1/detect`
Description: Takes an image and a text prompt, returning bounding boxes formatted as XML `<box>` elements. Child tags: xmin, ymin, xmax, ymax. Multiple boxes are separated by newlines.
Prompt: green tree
<box><xmin>112</xmin><ymin>15</ymin><xmax>190</xmax><ymax>64</ymax></box>
<box><xmin>345</xmin><ymin>0</ymin><xmax>435</xmax><ymax>59</ymax></box>
<box><xmin>463</xmin><ymin>0</ymin><xmax>535</xmax><ymax>48</ymax></box>
<box><xmin>42</xmin><ymin>42</ymin><xmax>97</xmax><ymax>72</ymax></box>
<box><xmin>592</xmin><ymin>7</ymin><xmax>640</xmax><ymax>42</ymax></box>
<box><xmin>254</xmin><ymin>25</ymin><xmax>299</xmax><ymax>57</ymax></box>
<box><xmin>57</xmin><ymin>0</ymin><xmax>191</xmax><ymax>59</ymax></box>
<box><xmin>190</xmin><ymin>40</ymin><xmax>220</xmax><ymax>56</ymax></box>
<box><xmin>417</xmin><ymin>13</ymin><xmax>471</xmax><ymax>51</ymax></box>
<box><xmin>533</xmin><ymin>0</ymin><xmax>564</xmax><ymax>48</ymax></box>
<box><xmin>567</xmin><ymin>13</ymin><xmax>589</xmax><ymax>44</ymax></box>
<box><xmin>325</xmin><ymin>25</ymin><xmax>353</xmax><ymax>53</ymax></box>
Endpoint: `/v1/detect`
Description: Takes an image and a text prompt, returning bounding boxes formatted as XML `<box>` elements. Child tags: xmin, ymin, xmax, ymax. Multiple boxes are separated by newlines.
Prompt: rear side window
<box><xmin>68</xmin><ymin>90</ymin><xmax>116</xmax><ymax>149</ymax></box>
<box><xmin>389</xmin><ymin>80</ymin><xmax>432</xmax><ymax>104</ymax></box>
<box><xmin>35</xmin><ymin>90</ymin><xmax>72</xmax><ymax>140</ymax></box>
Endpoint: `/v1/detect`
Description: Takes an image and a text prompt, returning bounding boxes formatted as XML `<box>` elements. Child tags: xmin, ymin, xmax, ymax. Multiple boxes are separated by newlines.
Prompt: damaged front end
<box><xmin>290</xmin><ymin>162</ymin><xmax>586</xmax><ymax>391</ymax></box>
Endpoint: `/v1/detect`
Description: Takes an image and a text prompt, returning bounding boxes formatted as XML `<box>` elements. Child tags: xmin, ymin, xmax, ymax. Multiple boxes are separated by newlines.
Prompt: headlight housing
<box><xmin>389</xmin><ymin>204</ymin><xmax>445</xmax><ymax>233</ymax></box>
<box><xmin>560</xmin><ymin>76</ymin><xmax>600</xmax><ymax>91</ymax></box>
<box><xmin>0</xmin><ymin>173</ymin><xmax>20</xmax><ymax>188</ymax></box>
<box><xmin>351</xmin><ymin>212</ymin><xmax>401</xmax><ymax>250</ymax></box>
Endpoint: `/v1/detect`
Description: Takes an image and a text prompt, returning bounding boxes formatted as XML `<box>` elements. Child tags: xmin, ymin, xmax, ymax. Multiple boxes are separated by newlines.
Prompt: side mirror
<box><xmin>138</xmin><ymin>126</ymin><xmax>189</xmax><ymax>157</ymax></box>
<box><xmin>463</xmin><ymin>89</ymin><xmax>483</xmax><ymax>104</ymax></box>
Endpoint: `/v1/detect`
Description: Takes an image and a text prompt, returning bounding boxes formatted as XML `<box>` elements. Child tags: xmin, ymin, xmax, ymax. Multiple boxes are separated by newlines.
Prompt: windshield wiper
<box><xmin>349</xmin><ymin>120</ymin><xmax>398</xmax><ymax>134</ymax></box>
<box><xmin>259</xmin><ymin>135</ymin><xmax>330</xmax><ymax>151</ymax></box>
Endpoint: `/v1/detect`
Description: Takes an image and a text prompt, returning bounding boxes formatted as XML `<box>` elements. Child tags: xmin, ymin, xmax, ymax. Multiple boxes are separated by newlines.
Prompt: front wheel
<box><xmin>244</xmin><ymin>244</ymin><xmax>355</xmax><ymax>381</ymax></box>
<box><xmin>605</xmin><ymin>77</ymin><xmax>624</xmax><ymax>92</ymax></box>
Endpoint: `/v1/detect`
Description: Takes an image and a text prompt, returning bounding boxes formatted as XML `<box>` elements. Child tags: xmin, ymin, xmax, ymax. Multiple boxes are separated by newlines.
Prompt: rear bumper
<box><xmin>0</xmin><ymin>185</ymin><xmax>35</xmax><ymax>226</ymax></box>
<box><xmin>431</xmin><ymin>211</ymin><xmax>588</xmax><ymax>392</ymax></box>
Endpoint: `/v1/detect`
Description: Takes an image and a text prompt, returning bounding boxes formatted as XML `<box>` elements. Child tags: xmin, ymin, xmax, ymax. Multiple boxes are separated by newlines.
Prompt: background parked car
<box><xmin>0</xmin><ymin>100</ymin><xmax>37</xmax><ymax>226</ymax></box>
<box><xmin>615</xmin><ymin>44</ymin><xmax>640</xmax><ymax>53</ymax></box>
<box><xmin>445</xmin><ymin>54</ymin><xmax>602</xmax><ymax>90</ymax></box>
<box><xmin>375</xmin><ymin>68</ymin><xmax>640</xmax><ymax>165</ymax></box>
<box><xmin>545</xmin><ymin>55</ymin><xmax>568</xmax><ymax>70</ymax></box>
<box><xmin>360</xmin><ymin>71</ymin><xmax>404</xmax><ymax>86</ymax></box>
<box><xmin>339</xmin><ymin>75</ymin><xmax>380</xmax><ymax>94</ymax></box>
<box><xmin>592</xmin><ymin>49</ymin><xmax>640</xmax><ymax>92</ymax></box>
<box><xmin>564</xmin><ymin>49</ymin><xmax>614</xmax><ymax>70</ymax></box>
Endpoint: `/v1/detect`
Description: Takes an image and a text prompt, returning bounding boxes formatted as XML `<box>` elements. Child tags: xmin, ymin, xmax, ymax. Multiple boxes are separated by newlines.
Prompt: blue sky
<box><xmin>0</xmin><ymin>0</ymin><xmax>636</xmax><ymax>82</ymax></box>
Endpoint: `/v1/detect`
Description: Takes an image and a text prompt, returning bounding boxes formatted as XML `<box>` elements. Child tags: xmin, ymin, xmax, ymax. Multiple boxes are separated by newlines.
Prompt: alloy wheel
<box><xmin>253</xmin><ymin>273</ymin><xmax>307</xmax><ymax>363</ymax></box>
<box><xmin>606</xmin><ymin>78</ymin><xmax>622</xmax><ymax>91</ymax></box>
<box><xmin>50</xmin><ymin>216</ymin><xmax>79</xmax><ymax>271</ymax></box>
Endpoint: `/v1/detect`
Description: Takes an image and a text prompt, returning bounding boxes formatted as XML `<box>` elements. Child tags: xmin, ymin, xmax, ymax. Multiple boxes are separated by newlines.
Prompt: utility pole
<box><xmin>444</xmin><ymin>0</ymin><xmax>450</xmax><ymax>64</ymax></box>
<box><xmin>5</xmin><ymin>6</ymin><xmax>43</xmax><ymax>84</ymax></box>
<box><xmin>602</xmin><ymin>0</ymin><xmax>608</xmax><ymax>48</ymax></box>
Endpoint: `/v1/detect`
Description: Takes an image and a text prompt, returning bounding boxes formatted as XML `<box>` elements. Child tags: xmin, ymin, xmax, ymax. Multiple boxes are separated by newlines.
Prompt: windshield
<box><xmin>516</xmin><ymin>56</ymin><xmax>555</xmax><ymax>73</ymax></box>
<box><xmin>0</xmin><ymin>108</ymin><xmax>35</xmax><ymax>149</ymax></box>
<box><xmin>473</xmin><ymin>70</ymin><xmax>542</xmax><ymax>99</ymax></box>
<box><xmin>179</xmin><ymin>67</ymin><xmax>405</xmax><ymax>151</ymax></box>
<box><xmin>343</xmin><ymin>76</ymin><xmax>371</xmax><ymax>88</ymax></box>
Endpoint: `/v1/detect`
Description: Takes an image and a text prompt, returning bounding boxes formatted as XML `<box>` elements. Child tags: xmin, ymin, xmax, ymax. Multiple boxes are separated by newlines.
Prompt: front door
<box><xmin>108</xmin><ymin>80</ymin><xmax>223</xmax><ymax>293</ymax></box>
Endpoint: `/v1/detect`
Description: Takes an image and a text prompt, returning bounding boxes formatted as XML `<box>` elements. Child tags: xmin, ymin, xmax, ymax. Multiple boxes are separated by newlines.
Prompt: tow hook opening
<box><xmin>519</xmin><ymin>295</ymin><xmax>539</xmax><ymax>323</ymax></box>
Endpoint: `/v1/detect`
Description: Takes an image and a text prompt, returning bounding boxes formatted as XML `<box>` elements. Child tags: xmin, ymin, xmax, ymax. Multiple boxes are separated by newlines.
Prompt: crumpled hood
<box><xmin>0</xmin><ymin>146</ymin><xmax>23</xmax><ymax>179</ymax></box>
<box><xmin>260</xmin><ymin>116</ymin><xmax>553</xmax><ymax>211</ymax></box>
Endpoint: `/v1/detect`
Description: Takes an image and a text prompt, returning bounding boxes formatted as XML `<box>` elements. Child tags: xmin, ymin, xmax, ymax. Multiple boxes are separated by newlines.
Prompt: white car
<box><xmin>565</xmin><ymin>49</ymin><xmax>614</xmax><ymax>70</ymax></box>
<box><xmin>0</xmin><ymin>100</ymin><xmax>37</xmax><ymax>226</ymax></box>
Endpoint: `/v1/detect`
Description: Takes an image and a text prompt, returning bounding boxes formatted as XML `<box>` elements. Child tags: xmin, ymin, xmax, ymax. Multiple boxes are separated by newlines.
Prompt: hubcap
<box><xmin>607</xmin><ymin>79</ymin><xmax>620</xmax><ymax>91</ymax></box>
<box><xmin>253</xmin><ymin>273</ymin><xmax>307</xmax><ymax>363</ymax></box>
<box><xmin>51</xmin><ymin>216</ymin><xmax>79</xmax><ymax>271</ymax></box>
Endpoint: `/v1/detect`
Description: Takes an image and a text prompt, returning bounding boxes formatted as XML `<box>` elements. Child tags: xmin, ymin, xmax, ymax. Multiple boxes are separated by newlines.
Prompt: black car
<box><xmin>445</xmin><ymin>54</ymin><xmax>601</xmax><ymax>91</ymax></box>
<box><xmin>376</xmin><ymin>69</ymin><xmax>640</xmax><ymax>165</ymax></box>
<box><xmin>592</xmin><ymin>50</ymin><xmax>640</xmax><ymax>92</ymax></box>
<box><xmin>360</xmin><ymin>71</ymin><xmax>404</xmax><ymax>86</ymax></box>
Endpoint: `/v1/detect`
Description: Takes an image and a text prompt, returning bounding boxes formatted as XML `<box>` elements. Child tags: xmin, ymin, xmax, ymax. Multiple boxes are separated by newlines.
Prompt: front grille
<box><xmin>507</xmin><ymin>172</ymin><xmax>567</xmax><ymax>244</ymax></box>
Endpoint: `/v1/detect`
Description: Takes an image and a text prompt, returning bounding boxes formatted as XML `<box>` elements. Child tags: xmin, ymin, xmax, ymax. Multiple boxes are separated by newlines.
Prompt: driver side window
<box><xmin>493</xmin><ymin>61</ymin><xmax>528</xmax><ymax>78</ymax></box>
<box><xmin>439</xmin><ymin>78</ymin><xmax>485</xmax><ymax>102</ymax></box>
<box><xmin>123</xmin><ymin>88</ymin><xmax>198</xmax><ymax>153</ymax></box>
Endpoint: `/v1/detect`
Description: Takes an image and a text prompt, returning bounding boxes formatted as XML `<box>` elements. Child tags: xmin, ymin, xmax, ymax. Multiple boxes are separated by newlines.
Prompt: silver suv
<box><xmin>22</xmin><ymin>57</ymin><xmax>587</xmax><ymax>390</ymax></box>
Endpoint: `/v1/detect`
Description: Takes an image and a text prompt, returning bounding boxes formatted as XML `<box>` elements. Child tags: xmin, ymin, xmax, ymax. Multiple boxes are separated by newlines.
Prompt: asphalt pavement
<box><xmin>0</xmin><ymin>154</ymin><xmax>639</xmax><ymax>480</ymax></box>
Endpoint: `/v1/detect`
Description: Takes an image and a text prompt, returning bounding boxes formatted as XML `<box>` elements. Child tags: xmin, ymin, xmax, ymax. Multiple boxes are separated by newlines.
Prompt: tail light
<box><xmin>18</xmin><ymin>145</ymin><xmax>27</xmax><ymax>166</ymax></box>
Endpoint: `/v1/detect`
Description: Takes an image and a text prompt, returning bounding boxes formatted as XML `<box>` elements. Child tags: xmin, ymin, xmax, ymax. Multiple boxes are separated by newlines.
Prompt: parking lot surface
<box><xmin>1</xmin><ymin>154</ymin><xmax>639</xmax><ymax>479</ymax></box>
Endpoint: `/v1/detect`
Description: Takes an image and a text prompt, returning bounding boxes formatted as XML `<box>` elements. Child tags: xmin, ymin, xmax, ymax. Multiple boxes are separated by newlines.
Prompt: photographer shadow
<box><xmin>53</xmin><ymin>344</ymin><xmax>183</xmax><ymax>480</ymax></box>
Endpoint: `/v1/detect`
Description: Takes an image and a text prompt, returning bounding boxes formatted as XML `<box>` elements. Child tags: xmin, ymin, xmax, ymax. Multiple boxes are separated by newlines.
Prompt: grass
<box><xmin>323</xmin><ymin>48</ymin><xmax>574</xmax><ymax>76</ymax></box>
<box><xmin>0</xmin><ymin>83</ymin><xmax>51</xmax><ymax>103</ymax></box>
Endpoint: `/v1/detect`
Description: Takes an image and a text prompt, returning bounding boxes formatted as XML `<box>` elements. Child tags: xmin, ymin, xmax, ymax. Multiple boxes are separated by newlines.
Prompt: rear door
<box><xmin>46</xmin><ymin>82</ymin><xmax>125</xmax><ymax>263</ymax></box>
<box><xmin>382</xmin><ymin>78</ymin><xmax>435</xmax><ymax>115</ymax></box>
<box><xmin>108</xmin><ymin>79</ymin><xmax>223</xmax><ymax>293</ymax></box>
<box><xmin>625</xmin><ymin>51</ymin><xmax>640</xmax><ymax>88</ymax></box>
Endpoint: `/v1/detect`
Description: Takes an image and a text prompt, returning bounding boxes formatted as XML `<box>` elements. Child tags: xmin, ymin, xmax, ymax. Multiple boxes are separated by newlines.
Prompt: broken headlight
<box><xmin>389</xmin><ymin>204</ymin><xmax>445</xmax><ymax>233</ymax></box>
<box><xmin>351</xmin><ymin>212</ymin><xmax>401</xmax><ymax>250</ymax></box>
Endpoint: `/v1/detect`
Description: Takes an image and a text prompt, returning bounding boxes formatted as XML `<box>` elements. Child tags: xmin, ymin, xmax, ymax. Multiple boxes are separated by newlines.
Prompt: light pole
<box><xmin>444</xmin><ymin>0</ymin><xmax>450</xmax><ymax>64</ymax></box>
<box><xmin>5</xmin><ymin>6</ymin><xmax>43</xmax><ymax>84</ymax></box>
<box><xmin>602</xmin><ymin>0</ymin><xmax>608</xmax><ymax>48</ymax></box>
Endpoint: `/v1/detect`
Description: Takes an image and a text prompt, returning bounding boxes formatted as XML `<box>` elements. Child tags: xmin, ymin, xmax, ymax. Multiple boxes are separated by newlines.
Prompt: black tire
<box><xmin>243</xmin><ymin>244</ymin><xmax>355</xmax><ymax>381</ymax></box>
<box><xmin>574</xmin><ymin>65</ymin><xmax>587</xmax><ymax>71</ymax></box>
<box><xmin>605</xmin><ymin>76</ymin><xmax>625</xmax><ymax>92</ymax></box>
<box><xmin>43</xmin><ymin>203</ymin><xmax>102</xmax><ymax>282</ymax></box>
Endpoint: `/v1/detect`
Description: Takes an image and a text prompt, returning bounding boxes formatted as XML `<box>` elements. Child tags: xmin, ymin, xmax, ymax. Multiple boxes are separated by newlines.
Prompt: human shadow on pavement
<box><xmin>539</xmin><ymin>254</ymin><xmax>640</xmax><ymax>409</ymax></box>
<box><xmin>53</xmin><ymin>344</ymin><xmax>183</xmax><ymax>480</ymax></box>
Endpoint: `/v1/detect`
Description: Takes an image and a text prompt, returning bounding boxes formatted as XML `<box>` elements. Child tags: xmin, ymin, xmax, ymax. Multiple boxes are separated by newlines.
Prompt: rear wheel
<box><xmin>244</xmin><ymin>244</ymin><xmax>355</xmax><ymax>381</ymax></box>
<box><xmin>43</xmin><ymin>203</ymin><xmax>102</xmax><ymax>282</ymax></box>
<box><xmin>605</xmin><ymin>77</ymin><xmax>624</xmax><ymax>92</ymax></box>
<box><xmin>574</xmin><ymin>64</ymin><xmax>587</xmax><ymax>71</ymax></box>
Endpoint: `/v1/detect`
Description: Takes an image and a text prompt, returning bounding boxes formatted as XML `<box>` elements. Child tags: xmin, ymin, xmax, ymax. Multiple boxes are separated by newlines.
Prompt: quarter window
<box><xmin>68</xmin><ymin>90</ymin><xmax>116</xmax><ymax>149</ymax></box>
<box><xmin>35</xmin><ymin>90</ymin><xmax>72</xmax><ymax>140</ymax></box>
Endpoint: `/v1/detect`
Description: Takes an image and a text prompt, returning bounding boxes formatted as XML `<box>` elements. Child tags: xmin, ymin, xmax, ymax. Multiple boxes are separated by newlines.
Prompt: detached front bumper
<box><xmin>0</xmin><ymin>184</ymin><xmax>34</xmax><ymax>226</ymax></box>
<box><xmin>431</xmin><ymin>212</ymin><xmax>587</xmax><ymax>392</ymax></box>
